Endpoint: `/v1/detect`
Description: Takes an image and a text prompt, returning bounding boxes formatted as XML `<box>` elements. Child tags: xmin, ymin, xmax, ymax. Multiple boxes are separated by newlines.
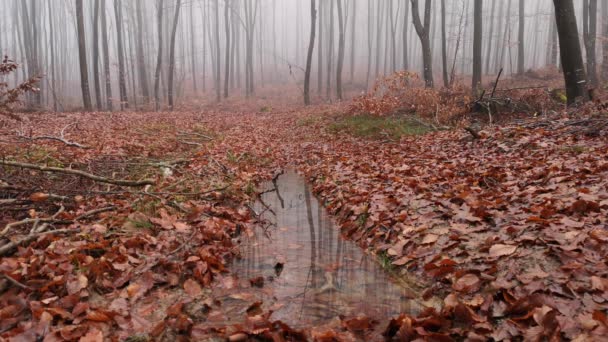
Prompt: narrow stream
<box><xmin>205</xmin><ymin>170</ymin><xmax>424</xmax><ymax>328</ymax></box>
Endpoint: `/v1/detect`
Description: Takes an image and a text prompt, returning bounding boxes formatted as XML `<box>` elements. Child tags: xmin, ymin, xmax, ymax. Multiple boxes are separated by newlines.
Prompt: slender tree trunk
<box><xmin>75</xmin><ymin>0</ymin><xmax>93</xmax><ymax>111</ymax></box>
<box><xmin>224</xmin><ymin>0</ymin><xmax>231</xmax><ymax>98</ymax></box>
<box><xmin>583</xmin><ymin>0</ymin><xmax>598</xmax><ymax>86</ymax></box>
<box><xmin>484</xmin><ymin>0</ymin><xmax>496</xmax><ymax>74</ymax></box>
<box><xmin>154</xmin><ymin>0</ymin><xmax>164</xmax><ymax>111</ymax></box>
<box><xmin>48</xmin><ymin>1</ymin><xmax>58</xmax><ymax>111</ymax></box>
<box><xmin>92</xmin><ymin>0</ymin><xmax>102</xmax><ymax>110</ymax></box>
<box><xmin>135</xmin><ymin>0</ymin><xmax>151</xmax><ymax>103</ymax></box>
<box><xmin>190</xmin><ymin>7</ymin><xmax>198</xmax><ymax>92</ymax></box>
<box><xmin>168</xmin><ymin>0</ymin><xmax>182</xmax><ymax>110</ymax></box>
<box><xmin>553</xmin><ymin>0</ymin><xmax>589</xmax><ymax>105</ymax></box>
<box><xmin>100</xmin><ymin>0</ymin><xmax>113</xmax><ymax>111</ymax></box>
<box><xmin>472</xmin><ymin>0</ymin><xmax>483</xmax><ymax>93</ymax></box>
<box><xmin>411</xmin><ymin>0</ymin><xmax>434</xmax><ymax>88</ymax></box>
<box><xmin>326</xmin><ymin>0</ymin><xmax>334</xmax><ymax>99</ymax></box>
<box><xmin>440</xmin><ymin>0</ymin><xmax>448</xmax><ymax>88</ymax></box>
<box><xmin>214</xmin><ymin>0</ymin><xmax>221</xmax><ymax>101</ymax></box>
<box><xmin>403</xmin><ymin>0</ymin><xmax>409</xmax><ymax>71</ymax></box>
<box><xmin>349</xmin><ymin>0</ymin><xmax>356</xmax><ymax>83</ymax></box>
<box><xmin>365</xmin><ymin>0</ymin><xmax>373</xmax><ymax>88</ymax></box>
<box><xmin>114</xmin><ymin>0</ymin><xmax>129</xmax><ymax>110</ymax></box>
<box><xmin>518</xmin><ymin>0</ymin><xmax>525</xmax><ymax>74</ymax></box>
<box><xmin>304</xmin><ymin>0</ymin><xmax>317</xmax><ymax>105</ymax></box>
<box><xmin>317</xmin><ymin>0</ymin><xmax>324</xmax><ymax>93</ymax></box>
<box><xmin>336</xmin><ymin>0</ymin><xmax>345</xmax><ymax>100</ymax></box>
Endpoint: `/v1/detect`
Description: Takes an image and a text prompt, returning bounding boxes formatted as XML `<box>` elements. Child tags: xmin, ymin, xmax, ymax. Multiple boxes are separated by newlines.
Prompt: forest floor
<box><xmin>1</xmin><ymin>96</ymin><xmax>608</xmax><ymax>341</ymax></box>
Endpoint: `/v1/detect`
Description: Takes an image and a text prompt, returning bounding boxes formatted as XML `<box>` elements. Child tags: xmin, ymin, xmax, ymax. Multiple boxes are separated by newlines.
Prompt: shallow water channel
<box><xmin>206</xmin><ymin>171</ymin><xmax>424</xmax><ymax>328</ymax></box>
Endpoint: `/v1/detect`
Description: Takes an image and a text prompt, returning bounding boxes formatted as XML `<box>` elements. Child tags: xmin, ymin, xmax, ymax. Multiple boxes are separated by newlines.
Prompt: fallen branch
<box><xmin>0</xmin><ymin>160</ymin><xmax>155</xmax><ymax>187</ymax></box>
<box><xmin>1</xmin><ymin>206</ymin><xmax>114</xmax><ymax>238</ymax></box>
<box><xmin>0</xmin><ymin>228</ymin><xmax>76</xmax><ymax>257</ymax></box>
<box><xmin>1</xmin><ymin>273</ymin><xmax>32</xmax><ymax>290</ymax></box>
<box><xmin>16</xmin><ymin>123</ymin><xmax>90</xmax><ymax>149</ymax></box>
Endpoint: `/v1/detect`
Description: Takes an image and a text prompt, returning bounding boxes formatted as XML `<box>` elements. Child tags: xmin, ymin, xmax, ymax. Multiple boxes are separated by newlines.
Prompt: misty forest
<box><xmin>1</xmin><ymin>0</ymin><xmax>608</xmax><ymax>340</ymax></box>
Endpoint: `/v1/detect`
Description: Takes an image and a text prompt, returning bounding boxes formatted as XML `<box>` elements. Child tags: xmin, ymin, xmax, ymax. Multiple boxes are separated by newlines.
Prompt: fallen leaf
<box><xmin>452</xmin><ymin>274</ymin><xmax>481</xmax><ymax>293</ymax></box>
<box><xmin>184</xmin><ymin>278</ymin><xmax>202</xmax><ymax>297</ymax></box>
<box><xmin>489</xmin><ymin>244</ymin><xmax>518</xmax><ymax>258</ymax></box>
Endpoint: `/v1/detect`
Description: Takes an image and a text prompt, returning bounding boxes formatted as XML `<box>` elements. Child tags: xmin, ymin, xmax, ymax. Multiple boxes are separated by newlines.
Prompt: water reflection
<box><xmin>210</xmin><ymin>170</ymin><xmax>422</xmax><ymax>327</ymax></box>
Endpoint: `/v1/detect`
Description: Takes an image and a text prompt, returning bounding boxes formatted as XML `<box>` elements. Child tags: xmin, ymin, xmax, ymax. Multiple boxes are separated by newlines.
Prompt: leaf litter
<box><xmin>0</xmin><ymin>106</ymin><xmax>607</xmax><ymax>340</ymax></box>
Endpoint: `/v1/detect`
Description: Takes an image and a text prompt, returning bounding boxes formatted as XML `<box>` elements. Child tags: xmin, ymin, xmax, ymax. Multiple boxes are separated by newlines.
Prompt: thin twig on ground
<box><xmin>0</xmin><ymin>161</ymin><xmax>155</xmax><ymax>186</ymax></box>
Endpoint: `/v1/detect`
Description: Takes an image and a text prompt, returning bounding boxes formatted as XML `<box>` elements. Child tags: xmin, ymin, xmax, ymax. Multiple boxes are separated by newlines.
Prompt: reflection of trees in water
<box><xmin>229</xmin><ymin>171</ymin><xmax>421</xmax><ymax>325</ymax></box>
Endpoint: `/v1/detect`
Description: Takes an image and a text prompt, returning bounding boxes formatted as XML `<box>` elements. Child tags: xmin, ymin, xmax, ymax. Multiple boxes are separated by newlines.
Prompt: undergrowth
<box><xmin>329</xmin><ymin>114</ymin><xmax>429</xmax><ymax>139</ymax></box>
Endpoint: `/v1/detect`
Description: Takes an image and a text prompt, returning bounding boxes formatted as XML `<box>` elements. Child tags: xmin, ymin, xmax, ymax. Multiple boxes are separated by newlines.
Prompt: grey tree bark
<box><xmin>411</xmin><ymin>0</ymin><xmax>434</xmax><ymax>88</ymax></box>
<box><xmin>440</xmin><ymin>0</ymin><xmax>448</xmax><ymax>88</ymax></box>
<box><xmin>114</xmin><ymin>0</ymin><xmax>129</xmax><ymax>110</ymax></box>
<box><xmin>224</xmin><ymin>0</ymin><xmax>231</xmax><ymax>98</ymax></box>
<box><xmin>518</xmin><ymin>0</ymin><xmax>525</xmax><ymax>74</ymax></box>
<box><xmin>472</xmin><ymin>0</ymin><xmax>483</xmax><ymax>93</ymax></box>
<box><xmin>75</xmin><ymin>0</ymin><xmax>93</xmax><ymax>111</ymax></box>
<box><xmin>92</xmin><ymin>0</ymin><xmax>102</xmax><ymax>110</ymax></box>
<box><xmin>304</xmin><ymin>0</ymin><xmax>317</xmax><ymax>105</ymax></box>
<box><xmin>136</xmin><ymin>0</ymin><xmax>151</xmax><ymax>103</ymax></box>
<box><xmin>154</xmin><ymin>0</ymin><xmax>164</xmax><ymax>111</ymax></box>
<box><xmin>100</xmin><ymin>0</ymin><xmax>113</xmax><ymax>111</ymax></box>
<box><xmin>168</xmin><ymin>0</ymin><xmax>182</xmax><ymax>110</ymax></box>
<box><xmin>583</xmin><ymin>0</ymin><xmax>598</xmax><ymax>86</ymax></box>
<box><xmin>553</xmin><ymin>0</ymin><xmax>590</xmax><ymax>105</ymax></box>
<box><xmin>336</xmin><ymin>0</ymin><xmax>345</xmax><ymax>100</ymax></box>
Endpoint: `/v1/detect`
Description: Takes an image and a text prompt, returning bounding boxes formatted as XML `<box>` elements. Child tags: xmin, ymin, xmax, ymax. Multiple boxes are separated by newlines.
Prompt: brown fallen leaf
<box><xmin>66</xmin><ymin>274</ymin><xmax>88</xmax><ymax>295</ymax></box>
<box><xmin>561</xmin><ymin>217</ymin><xmax>584</xmax><ymax>228</ymax></box>
<box><xmin>452</xmin><ymin>274</ymin><xmax>481</xmax><ymax>293</ymax></box>
<box><xmin>489</xmin><ymin>244</ymin><xmax>518</xmax><ymax>258</ymax></box>
<box><xmin>183</xmin><ymin>278</ymin><xmax>203</xmax><ymax>297</ymax></box>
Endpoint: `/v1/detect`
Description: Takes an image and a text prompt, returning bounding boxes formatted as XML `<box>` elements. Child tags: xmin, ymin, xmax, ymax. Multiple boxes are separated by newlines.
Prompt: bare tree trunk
<box><xmin>518</xmin><ymin>0</ymin><xmax>525</xmax><ymax>74</ymax></box>
<box><xmin>484</xmin><ymin>0</ymin><xmax>496</xmax><ymax>74</ymax></box>
<box><xmin>440</xmin><ymin>0</ymin><xmax>448</xmax><ymax>88</ymax></box>
<box><xmin>154</xmin><ymin>0</ymin><xmax>164</xmax><ymax>111</ymax></box>
<box><xmin>403</xmin><ymin>0</ymin><xmax>409</xmax><ymax>71</ymax></box>
<box><xmin>190</xmin><ymin>7</ymin><xmax>198</xmax><ymax>92</ymax></box>
<box><xmin>100</xmin><ymin>0</ymin><xmax>113</xmax><ymax>111</ymax></box>
<box><xmin>92</xmin><ymin>0</ymin><xmax>102</xmax><ymax>110</ymax></box>
<box><xmin>48</xmin><ymin>1</ymin><xmax>58</xmax><ymax>111</ymax></box>
<box><xmin>365</xmin><ymin>0</ymin><xmax>373</xmax><ymax>88</ymax></box>
<box><xmin>326</xmin><ymin>0</ymin><xmax>334</xmax><ymax>99</ymax></box>
<box><xmin>136</xmin><ymin>0</ymin><xmax>151</xmax><ymax>103</ymax></box>
<box><xmin>224</xmin><ymin>0</ymin><xmax>231</xmax><ymax>98</ymax></box>
<box><xmin>336</xmin><ymin>0</ymin><xmax>345</xmax><ymax>100</ymax></box>
<box><xmin>349</xmin><ymin>0</ymin><xmax>356</xmax><ymax>83</ymax></box>
<box><xmin>114</xmin><ymin>0</ymin><xmax>129</xmax><ymax>110</ymax></box>
<box><xmin>214</xmin><ymin>0</ymin><xmax>221</xmax><ymax>101</ymax></box>
<box><xmin>472</xmin><ymin>0</ymin><xmax>482</xmax><ymax>93</ymax></box>
<box><xmin>583</xmin><ymin>0</ymin><xmax>598</xmax><ymax>86</ymax></box>
<box><xmin>75</xmin><ymin>0</ymin><xmax>93</xmax><ymax>111</ymax></box>
<box><xmin>304</xmin><ymin>0</ymin><xmax>317</xmax><ymax>105</ymax></box>
<box><xmin>553</xmin><ymin>0</ymin><xmax>589</xmax><ymax>105</ymax></box>
<box><xmin>317</xmin><ymin>0</ymin><xmax>324</xmax><ymax>93</ymax></box>
<box><xmin>168</xmin><ymin>0</ymin><xmax>182</xmax><ymax>110</ymax></box>
<box><xmin>411</xmin><ymin>0</ymin><xmax>434</xmax><ymax>88</ymax></box>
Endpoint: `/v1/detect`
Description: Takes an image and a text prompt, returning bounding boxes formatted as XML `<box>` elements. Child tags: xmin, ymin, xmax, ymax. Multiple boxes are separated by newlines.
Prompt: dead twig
<box><xmin>16</xmin><ymin>123</ymin><xmax>90</xmax><ymax>149</ymax></box>
<box><xmin>0</xmin><ymin>160</ymin><xmax>155</xmax><ymax>187</ymax></box>
<box><xmin>0</xmin><ymin>228</ymin><xmax>77</xmax><ymax>257</ymax></box>
<box><xmin>1</xmin><ymin>273</ymin><xmax>32</xmax><ymax>290</ymax></box>
<box><xmin>1</xmin><ymin>206</ymin><xmax>114</xmax><ymax>238</ymax></box>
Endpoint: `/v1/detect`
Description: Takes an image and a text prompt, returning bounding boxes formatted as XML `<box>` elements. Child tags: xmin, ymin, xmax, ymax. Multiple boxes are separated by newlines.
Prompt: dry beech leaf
<box><xmin>453</xmin><ymin>274</ymin><xmax>481</xmax><ymax>293</ymax></box>
<box><xmin>489</xmin><ymin>244</ymin><xmax>518</xmax><ymax>258</ymax></box>
<box><xmin>183</xmin><ymin>278</ymin><xmax>203</xmax><ymax>297</ymax></box>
